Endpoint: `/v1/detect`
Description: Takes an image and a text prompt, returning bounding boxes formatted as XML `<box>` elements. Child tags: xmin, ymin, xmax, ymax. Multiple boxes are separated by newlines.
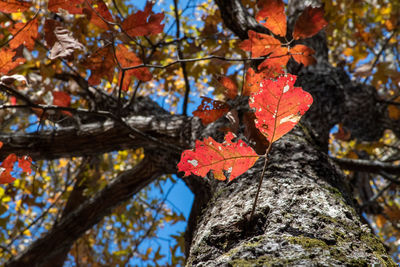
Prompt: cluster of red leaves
<box><xmin>0</xmin><ymin>142</ymin><xmax>32</xmax><ymax>184</ymax></box>
<box><xmin>178</xmin><ymin>1</ymin><xmax>327</xmax><ymax>181</ymax></box>
<box><xmin>240</xmin><ymin>0</ymin><xmax>327</xmax><ymax>73</ymax></box>
<box><xmin>82</xmin><ymin>1</ymin><xmax>162</xmax><ymax>91</ymax></box>
<box><xmin>178</xmin><ymin>73</ymin><xmax>313</xmax><ymax>181</ymax></box>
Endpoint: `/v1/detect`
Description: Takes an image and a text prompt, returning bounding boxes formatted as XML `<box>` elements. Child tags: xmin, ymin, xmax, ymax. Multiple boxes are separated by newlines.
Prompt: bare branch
<box><xmin>173</xmin><ymin>0</ymin><xmax>191</xmax><ymax>115</ymax></box>
<box><xmin>332</xmin><ymin>156</ymin><xmax>400</xmax><ymax>175</ymax></box>
<box><xmin>0</xmin><ymin>112</ymin><xmax>194</xmax><ymax>160</ymax></box>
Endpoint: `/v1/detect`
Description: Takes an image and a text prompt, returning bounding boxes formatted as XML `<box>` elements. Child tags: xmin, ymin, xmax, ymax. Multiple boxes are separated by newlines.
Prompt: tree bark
<box><xmin>184</xmin><ymin>127</ymin><xmax>395</xmax><ymax>266</ymax></box>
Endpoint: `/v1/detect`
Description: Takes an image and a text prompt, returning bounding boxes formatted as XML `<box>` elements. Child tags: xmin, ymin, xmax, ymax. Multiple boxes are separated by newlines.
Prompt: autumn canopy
<box><xmin>0</xmin><ymin>0</ymin><xmax>399</xmax><ymax>265</ymax></box>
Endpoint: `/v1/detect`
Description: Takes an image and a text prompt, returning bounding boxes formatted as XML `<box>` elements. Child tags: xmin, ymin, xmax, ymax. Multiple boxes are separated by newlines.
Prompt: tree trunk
<box><xmin>185</xmin><ymin>127</ymin><xmax>395</xmax><ymax>266</ymax></box>
<box><xmin>181</xmin><ymin>0</ymin><xmax>396</xmax><ymax>265</ymax></box>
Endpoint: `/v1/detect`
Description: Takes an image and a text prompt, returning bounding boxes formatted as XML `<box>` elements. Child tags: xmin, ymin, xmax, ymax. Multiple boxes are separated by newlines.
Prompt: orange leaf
<box><xmin>192</xmin><ymin>97</ymin><xmax>230</xmax><ymax>125</ymax></box>
<box><xmin>256</xmin><ymin>0</ymin><xmax>287</xmax><ymax>37</ymax></box>
<box><xmin>0</xmin><ymin>0</ymin><xmax>31</xmax><ymax>13</ymax></box>
<box><xmin>115</xmin><ymin>44</ymin><xmax>152</xmax><ymax>91</ymax></box>
<box><xmin>375</xmin><ymin>214</ymin><xmax>386</xmax><ymax>228</ymax></box>
<box><xmin>258</xmin><ymin>46</ymin><xmax>289</xmax><ymax>75</ymax></box>
<box><xmin>249</xmin><ymin>74</ymin><xmax>313</xmax><ymax>143</ymax></box>
<box><xmin>0</xmin><ymin>48</ymin><xmax>26</xmax><ymax>75</ymax></box>
<box><xmin>83</xmin><ymin>0</ymin><xmax>114</xmax><ymax>30</ymax></box>
<box><xmin>9</xmin><ymin>18</ymin><xmax>38</xmax><ymax>51</ymax></box>
<box><xmin>218</xmin><ymin>76</ymin><xmax>238</xmax><ymax>99</ymax></box>
<box><xmin>243</xmin><ymin>67</ymin><xmax>275</xmax><ymax>96</ymax></box>
<box><xmin>239</xmin><ymin>30</ymin><xmax>281</xmax><ymax>58</ymax></box>
<box><xmin>290</xmin><ymin>44</ymin><xmax>316</xmax><ymax>66</ymax></box>
<box><xmin>293</xmin><ymin>6</ymin><xmax>328</xmax><ymax>40</ymax></box>
<box><xmin>177</xmin><ymin>132</ymin><xmax>259</xmax><ymax>181</ymax></box>
<box><xmin>121</xmin><ymin>1</ymin><xmax>164</xmax><ymax>37</ymax></box>
<box><xmin>84</xmin><ymin>46</ymin><xmax>116</xmax><ymax>86</ymax></box>
<box><xmin>48</xmin><ymin>0</ymin><xmax>84</xmax><ymax>14</ymax></box>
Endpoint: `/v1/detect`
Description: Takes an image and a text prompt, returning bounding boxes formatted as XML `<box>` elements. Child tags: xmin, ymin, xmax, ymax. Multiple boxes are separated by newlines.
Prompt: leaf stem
<box><xmin>249</xmin><ymin>142</ymin><xmax>272</xmax><ymax>221</ymax></box>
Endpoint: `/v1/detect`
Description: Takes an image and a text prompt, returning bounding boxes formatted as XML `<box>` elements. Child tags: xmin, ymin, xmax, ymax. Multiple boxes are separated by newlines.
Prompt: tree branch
<box><xmin>332</xmin><ymin>156</ymin><xmax>400</xmax><ymax>175</ymax></box>
<box><xmin>0</xmin><ymin>113</ymin><xmax>196</xmax><ymax>160</ymax></box>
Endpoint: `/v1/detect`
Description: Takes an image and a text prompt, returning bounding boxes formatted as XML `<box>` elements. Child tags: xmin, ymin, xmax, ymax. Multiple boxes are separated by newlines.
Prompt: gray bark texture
<box><xmin>1</xmin><ymin>0</ymin><xmax>398</xmax><ymax>266</ymax></box>
<box><xmin>185</xmin><ymin>128</ymin><xmax>395</xmax><ymax>266</ymax></box>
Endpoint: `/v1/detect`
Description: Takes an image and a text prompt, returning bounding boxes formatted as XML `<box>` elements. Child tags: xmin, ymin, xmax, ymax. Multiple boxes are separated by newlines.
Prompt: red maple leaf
<box><xmin>84</xmin><ymin>46</ymin><xmax>116</xmax><ymax>86</ymax></box>
<box><xmin>0</xmin><ymin>141</ymin><xmax>33</xmax><ymax>184</ymax></box>
<box><xmin>122</xmin><ymin>1</ymin><xmax>164</xmax><ymax>37</ymax></box>
<box><xmin>192</xmin><ymin>97</ymin><xmax>230</xmax><ymax>125</ymax></box>
<box><xmin>83</xmin><ymin>0</ymin><xmax>114</xmax><ymax>30</ymax></box>
<box><xmin>249</xmin><ymin>74</ymin><xmax>313</xmax><ymax>143</ymax></box>
<box><xmin>290</xmin><ymin>44</ymin><xmax>316</xmax><ymax>66</ymax></box>
<box><xmin>115</xmin><ymin>44</ymin><xmax>152</xmax><ymax>91</ymax></box>
<box><xmin>53</xmin><ymin>91</ymin><xmax>72</xmax><ymax>116</ymax></box>
<box><xmin>0</xmin><ymin>0</ymin><xmax>31</xmax><ymax>13</ymax></box>
<box><xmin>0</xmin><ymin>153</ymin><xmax>17</xmax><ymax>184</ymax></box>
<box><xmin>293</xmin><ymin>7</ymin><xmax>328</xmax><ymax>40</ymax></box>
<box><xmin>18</xmin><ymin>156</ymin><xmax>32</xmax><ymax>175</ymax></box>
<box><xmin>9</xmin><ymin>18</ymin><xmax>38</xmax><ymax>51</ymax></box>
<box><xmin>48</xmin><ymin>0</ymin><xmax>84</xmax><ymax>14</ymax></box>
<box><xmin>256</xmin><ymin>0</ymin><xmax>286</xmax><ymax>37</ymax></box>
<box><xmin>53</xmin><ymin>91</ymin><xmax>71</xmax><ymax>107</ymax></box>
<box><xmin>239</xmin><ymin>30</ymin><xmax>281</xmax><ymax>58</ymax></box>
<box><xmin>177</xmin><ymin>132</ymin><xmax>259</xmax><ymax>181</ymax></box>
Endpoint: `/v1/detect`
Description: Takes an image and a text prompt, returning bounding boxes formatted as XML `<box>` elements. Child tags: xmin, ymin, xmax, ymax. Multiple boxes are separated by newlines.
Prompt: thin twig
<box><xmin>173</xmin><ymin>0</ymin><xmax>191</xmax><ymax>115</ymax></box>
<box><xmin>112</xmin><ymin>0</ymin><xmax>124</xmax><ymax>19</ymax></box>
<box><xmin>122</xmin><ymin>55</ymin><xmax>273</xmax><ymax>71</ymax></box>
<box><xmin>332</xmin><ymin>156</ymin><xmax>400</xmax><ymax>175</ymax></box>
<box><xmin>361</xmin><ymin>181</ymin><xmax>393</xmax><ymax>210</ymax></box>
<box><xmin>117</xmin><ymin>69</ymin><xmax>126</xmax><ymax>113</ymax></box>
<box><xmin>249</xmin><ymin>142</ymin><xmax>272</xmax><ymax>221</ymax></box>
